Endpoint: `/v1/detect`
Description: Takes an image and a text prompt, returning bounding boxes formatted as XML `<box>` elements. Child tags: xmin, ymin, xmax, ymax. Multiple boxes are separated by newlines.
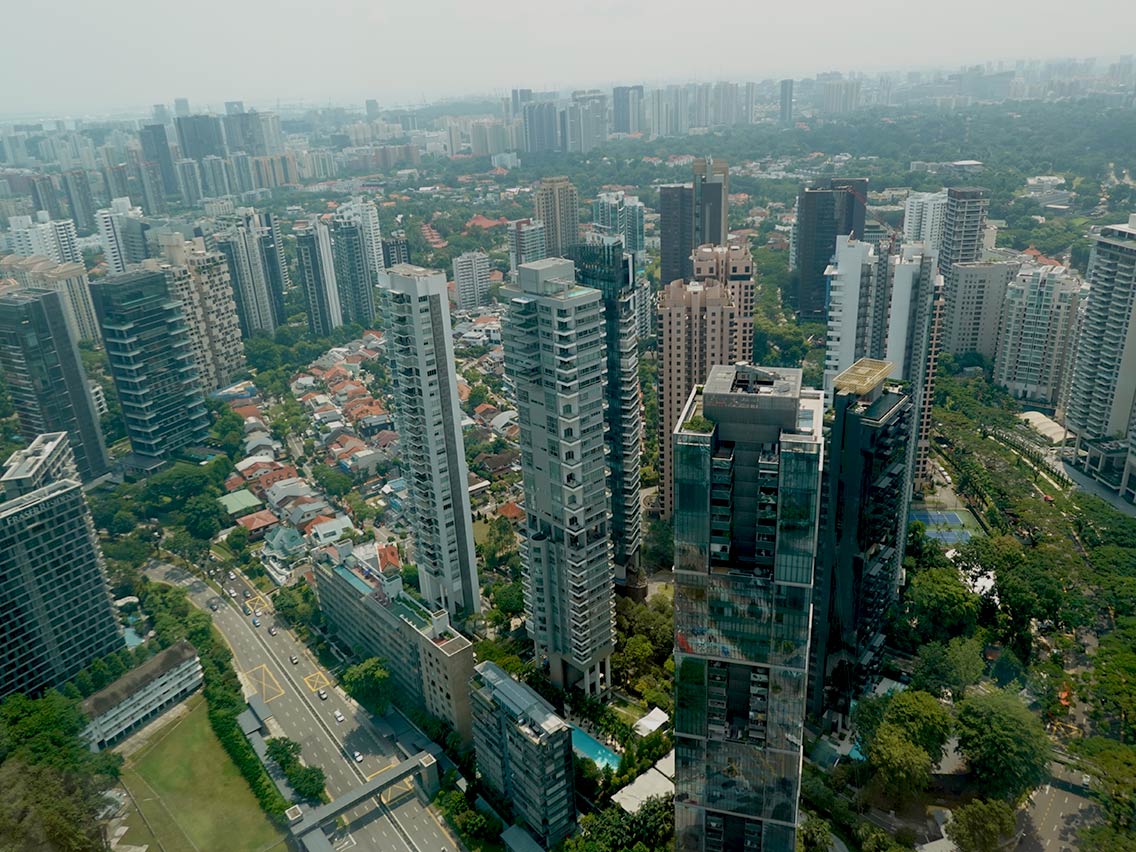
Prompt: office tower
<box><xmin>137</xmin><ymin>160</ymin><xmax>167</xmax><ymax>216</ymax></box>
<box><xmin>0</xmin><ymin>255</ymin><xmax>100</xmax><ymax>344</ymax></box>
<box><xmin>294</xmin><ymin>219</ymin><xmax>343</xmax><ymax>337</ymax></box>
<box><xmin>657</xmin><ymin>243</ymin><xmax>755</xmax><ymax>519</ymax></box>
<box><xmin>159</xmin><ymin>240</ymin><xmax>246</xmax><ymax>392</ymax></box>
<box><xmin>561</xmin><ymin>91</ymin><xmax>607</xmax><ymax>154</ymax></box>
<box><xmin>0</xmin><ymin>290</ymin><xmax>109</xmax><ymax>482</ymax></box>
<box><xmin>90</xmin><ymin>271</ymin><xmax>210</xmax><ymax>462</ymax></box>
<box><xmin>570</xmin><ymin>244</ymin><xmax>643</xmax><ymax>593</ymax></box>
<box><xmin>1066</xmin><ymin>215</ymin><xmax>1136</xmax><ymax>501</ymax></box>
<box><xmin>994</xmin><ymin>265</ymin><xmax>1083</xmax><ymax>407</ymax></box>
<box><xmin>791</xmin><ymin>178</ymin><xmax>868</xmax><ymax>321</ymax></box>
<box><xmin>29</xmin><ymin>174</ymin><xmax>63</xmax><ymax>220</ymax></box>
<box><xmin>173</xmin><ymin>97</ymin><xmax>191</xmax><ymax>117</ymax></box>
<box><xmin>199</xmin><ymin>155</ymin><xmax>230</xmax><ymax>197</ymax></box>
<box><xmin>139</xmin><ymin>124</ymin><xmax>179</xmax><ymax>196</ymax></box>
<box><xmin>335</xmin><ymin>197</ymin><xmax>385</xmax><ymax>280</ymax></box>
<box><xmin>507</xmin><ymin>218</ymin><xmax>547</xmax><ymax>274</ymax></box>
<box><xmin>229</xmin><ymin>152</ymin><xmax>255</xmax><ymax>193</ymax></box>
<box><xmin>593</xmin><ymin>191</ymin><xmax>646</xmax><ymax>256</ymax></box>
<box><xmin>225</xmin><ymin>100</ymin><xmax>245</xmax><ymax>116</ymax></box>
<box><xmin>743</xmin><ymin>82</ymin><xmax>757</xmax><ymax>125</ymax></box>
<box><xmin>453</xmin><ymin>251</ymin><xmax>491</xmax><ymax>311</ymax></box>
<box><xmin>221</xmin><ymin>111</ymin><xmax>284</xmax><ymax>157</ymax></box>
<box><xmin>151</xmin><ymin>103</ymin><xmax>171</xmax><ymax>125</ymax></box>
<box><xmin>382</xmin><ymin>237</ymin><xmax>411</xmax><ymax>268</ymax></box>
<box><xmin>693</xmin><ymin>157</ymin><xmax>729</xmax><ymax>247</ymax></box>
<box><xmin>810</xmin><ymin>360</ymin><xmax>913</xmax><ymax>720</ymax></box>
<box><xmin>903</xmin><ymin>190</ymin><xmax>948</xmax><ymax>252</ymax></box>
<box><xmin>0</xmin><ymin>433</ymin><xmax>122</xmax><ymax>701</ymax></box>
<box><xmin>672</xmin><ymin>364</ymin><xmax>824</xmax><ymax>852</ymax></box>
<box><xmin>470</xmin><ymin>662</ymin><xmax>575</xmax><ymax>847</ymax></box>
<box><xmin>938</xmin><ymin>187</ymin><xmax>989</xmax><ymax>277</ymax></box>
<box><xmin>522</xmin><ymin>102</ymin><xmax>560</xmax><ymax>153</ymax></box>
<box><xmin>174</xmin><ymin>158</ymin><xmax>204</xmax><ymax>207</ymax></box>
<box><xmin>377</xmin><ymin>265</ymin><xmax>481</xmax><ymax>616</ymax></box>
<box><xmin>215</xmin><ymin>209</ymin><xmax>288</xmax><ymax>336</ymax></box>
<box><xmin>941</xmin><ymin>261</ymin><xmax>1020</xmax><ymax>358</ymax></box>
<box><xmin>780</xmin><ymin>79</ymin><xmax>794</xmax><ymax>124</ymax></box>
<box><xmin>822</xmin><ymin>79</ymin><xmax>862</xmax><ymax>114</ymax></box>
<box><xmin>511</xmin><ymin>87</ymin><xmax>534</xmax><ymax>117</ymax></box>
<box><xmin>174</xmin><ymin>114</ymin><xmax>226</xmax><ymax>161</ymax></box>
<box><xmin>365</xmin><ymin>99</ymin><xmax>380</xmax><ymax>120</ymax></box>
<box><xmin>660</xmin><ymin>184</ymin><xmax>695</xmax><ymax>284</ymax></box>
<box><xmin>61</xmin><ymin>169</ymin><xmax>97</xmax><ymax>233</ymax></box>
<box><xmin>502</xmin><ymin>259</ymin><xmax>614</xmax><ymax>694</ymax></box>
<box><xmin>7</xmin><ymin>214</ymin><xmax>80</xmax><ymax>264</ymax></box>
<box><xmin>612</xmin><ymin>85</ymin><xmax>644</xmax><ymax>134</ymax></box>
<box><xmin>533</xmin><ymin>176</ymin><xmax>579</xmax><ymax>258</ymax></box>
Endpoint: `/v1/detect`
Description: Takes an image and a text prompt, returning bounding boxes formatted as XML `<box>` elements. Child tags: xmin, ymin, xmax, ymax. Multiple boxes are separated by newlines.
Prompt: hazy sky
<box><xmin>4</xmin><ymin>0</ymin><xmax>1134</xmax><ymax>117</ymax></box>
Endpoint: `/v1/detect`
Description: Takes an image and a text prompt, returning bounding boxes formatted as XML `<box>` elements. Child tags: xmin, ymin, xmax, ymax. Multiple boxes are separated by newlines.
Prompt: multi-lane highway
<box><xmin>149</xmin><ymin>561</ymin><xmax>458</xmax><ymax>852</ymax></box>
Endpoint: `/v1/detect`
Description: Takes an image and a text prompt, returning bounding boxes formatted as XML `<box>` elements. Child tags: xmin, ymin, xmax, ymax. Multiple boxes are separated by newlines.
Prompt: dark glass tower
<box><xmin>139</xmin><ymin>124</ymin><xmax>179</xmax><ymax>196</ymax></box>
<box><xmin>660</xmin><ymin>183</ymin><xmax>694</xmax><ymax>285</ymax></box>
<box><xmin>792</xmin><ymin>177</ymin><xmax>868</xmax><ymax>322</ymax></box>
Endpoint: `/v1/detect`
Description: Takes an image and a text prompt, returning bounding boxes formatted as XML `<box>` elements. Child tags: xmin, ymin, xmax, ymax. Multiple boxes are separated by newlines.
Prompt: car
<box><xmin>209</xmin><ymin>601</ymin><xmax>219</xmax><ymax>612</ymax></box>
<box><xmin>243</xmin><ymin>589</ymin><xmax>251</xmax><ymax>599</ymax></box>
<box><xmin>254</xmin><ymin>609</ymin><xmax>262</xmax><ymax>617</ymax></box>
<box><xmin>318</xmin><ymin>689</ymin><xmax>328</xmax><ymax>700</ymax></box>
<box><xmin>252</xmin><ymin>618</ymin><xmax>261</xmax><ymax>628</ymax></box>
<box><xmin>290</xmin><ymin>654</ymin><xmax>299</xmax><ymax>665</ymax></box>
<box><xmin>334</xmin><ymin>710</ymin><xmax>345</xmax><ymax>723</ymax></box>
<box><xmin>268</xmin><ymin>626</ymin><xmax>278</xmax><ymax>636</ymax></box>
<box><xmin>1082</xmin><ymin>773</ymin><xmax>1092</xmax><ymax>787</ymax></box>
<box><xmin>353</xmin><ymin>751</ymin><xmax>363</xmax><ymax>763</ymax></box>
<box><xmin>228</xmin><ymin>571</ymin><xmax>236</xmax><ymax>580</ymax></box>
<box><xmin>242</xmin><ymin>604</ymin><xmax>251</xmax><ymax>615</ymax></box>
<box><xmin>227</xmin><ymin>588</ymin><xmax>237</xmax><ymax>598</ymax></box>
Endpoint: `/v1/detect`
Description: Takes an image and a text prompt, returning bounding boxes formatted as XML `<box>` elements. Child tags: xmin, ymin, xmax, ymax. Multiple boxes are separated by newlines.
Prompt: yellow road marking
<box><xmin>246</xmin><ymin>663</ymin><xmax>285</xmax><ymax>702</ymax></box>
<box><xmin>304</xmin><ymin>671</ymin><xmax>331</xmax><ymax>692</ymax></box>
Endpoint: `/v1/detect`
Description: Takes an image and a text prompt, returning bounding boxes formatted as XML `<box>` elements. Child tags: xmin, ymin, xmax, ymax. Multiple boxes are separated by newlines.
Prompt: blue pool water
<box><xmin>572</xmin><ymin>727</ymin><xmax>621</xmax><ymax>770</ymax></box>
<box><xmin>123</xmin><ymin>626</ymin><xmax>143</xmax><ymax>648</ymax></box>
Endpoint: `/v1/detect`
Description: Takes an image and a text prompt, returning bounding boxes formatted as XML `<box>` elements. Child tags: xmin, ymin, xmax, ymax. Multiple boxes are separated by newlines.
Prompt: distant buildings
<box><xmin>659</xmin><ymin>157</ymin><xmax>729</xmax><ymax>286</ymax></box>
<box><xmin>613</xmin><ymin>85</ymin><xmax>645</xmax><ymax>135</ymax></box>
<box><xmin>7</xmin><ymin>214</ymin><xmax>80</xmax><ymax>264</ymax></box>
<box><xmin>0</xmin><ymin>433</ymin><xmax>122</xmax><ymax>701</ymax></box>
<box><xmin>522</xmin><ymin>102</ymin><xmax>560</xmax><ymax>154</ymax></box>
<box><xmin>0</xmin><ymin>253</ymin><xmax>100</xmax><ymax>344</ymax></box>
<box><xmin>470</xmin><ymin>662</ymin><xmax>575</xmax><ymax>848</ymax></box>
<box><xmin>335</xmin><ymin>196</ymin><xmax>385</xmax><ymax>281</ymax></box>
<box><xmin>506</xmin><ymin>218</ymin><xmax>547</xmax><ymax>275</ymax></box>
<box><xmin>378</xmin><ymin>265</ymin><xmax>481</xmax><ymax>616</ymax></box>
<box><xmin>0</xmin><ymin>288</ymin><xmax>109</xmax><ymax>482</ymax></box>
<box><xmin>592</xmin><ymin>191</ymin><xmax>646</xmax><ymax>256</ymax></box>
<box><xmin>90</xmin><ymin>270</ymin><xmax>209</xmax><ymax>464</ymax></box>
<box><xmin>96</xmin><ymin>197</ymin><xmax>149</xmax><ymax>276</ymax></box>
<box><xmin>672</xmin><ymin>365</ymin><xmax>825</xmax><ymax>852</ymax></box>
<box><xmin>453</xmin><ymin>250</ymin><xmax>491</xmax><ymax>311</ymax></box>
<box><xmin>657</xmin><ymin>243</ymin><xmax>755</xmax><ymax>518</ymax></box>
<box><xmin>294</xmin><ymin>218</ymin><xmax>343</xmax><ymax>337</ymax></box>
<box><xmin>1066</xmin><ymin>214</ymin><xmax>1136</xmax><ymax>501</ymax></box>
<box><xmin>215</xmin><ymin>209</ymin><xmax>289</xmax><ymax>336</ymax></box>
<box><xmin>502</xmin><ymin>258</ymin><xmax>614</xmax><ymax>694</ymax></box>
<box><xmin>174</xmin><ymin>114</ymin><xmax>226</xmax><ymax>161</ymax></box>
<box><xmin>792</xmin><ymin>178</ymin><xmax>868</xmax><ymax>322</ymax></box>
<box><xmin>780</xmin><ymin>79</ymin><xmax>794</xmax><ymax>124</ymax></box>
<box><xmin>903</xmin><ymin>190</ymin><xmax>948</xmax><ymax>252</ymax></box>
<box><xmin>533</xmin><ymin>176</ymin><xmax>579</xmax><ymax>258</ymax></box>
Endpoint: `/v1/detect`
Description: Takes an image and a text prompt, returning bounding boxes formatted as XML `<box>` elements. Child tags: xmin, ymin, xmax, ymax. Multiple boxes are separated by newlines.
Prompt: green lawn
<box><xmin>122</xmin><ymin>696</ymin><xmax>286</xmax><ymax>852</ymax></box>
<box><xmin>472</xmin><ymin>519</ymin><xmax>491</xmax><ymax>546</ymax></box>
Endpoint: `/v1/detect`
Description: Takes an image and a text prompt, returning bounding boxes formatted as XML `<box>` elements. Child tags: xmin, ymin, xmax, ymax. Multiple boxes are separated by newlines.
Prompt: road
<box><xmin>1019</xmin><ymin>763</ymin><xmax>1097</xmax><ymax>852</ymax></box>
<box><xmin>149</xmin><ymin>561</ymin><xmax>458</xmax><ymax>852</ymax></box>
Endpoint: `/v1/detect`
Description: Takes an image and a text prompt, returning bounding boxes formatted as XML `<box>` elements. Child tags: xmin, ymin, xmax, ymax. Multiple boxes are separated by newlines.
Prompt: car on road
<box><xmin>1082</xmin><ymin>773</ymin><xmax>1092</xmax><ymax>787</ymax></box>
<box><xmin>242</xmin><ymin>604</ymin><xmax>251</xmax><ymax>615</ymax></box>
<box><xmin>254</xmin><ymin>609</ymin><xmax>262</xmax><ymax>617</ymax></box>
<box><xmin>252</xmin><ymin>618</ymin><xmax>261</xmax><ymax>628</ymax></box>
<box><xmin>334</xmin><ymin>710</ymin><xmax>345</xmax><ymax>723</ymax></box>
<box><xmin>227</xmin><ymin>588</ymin><xmax>237</xmax><ymax>598</ymax></box>
<box><xmin>209</xmin><ymin>601</ymin><xmax>219</xmax><ymax>611</ymax></box>
<box><xmin>228</xmin><ymin>571</ymin><xmax>236</xmax><ymax>580</ymax></box>
<box><xmin>268</xmin><ymin>626</ymin><xmax>278</xmax><ymax>636</ymax></box>
<box><xmin>243</xmin><ymin>589</ymin><xmax>251</xmax><ymax>599</ymax></box>
<box><xmin>290</xmin><ymin>654</ymin><xmax>299</xmax><ymax>665</ymax></box>
<box><xmin>353</xmin><ymin>751</ymin><xmax>363</xmax><ymax>763</ymax></box>
<box><xmin>318</xmin><ymin>688</ymin><xmax>328</xmax><ymax>700</ymax></box>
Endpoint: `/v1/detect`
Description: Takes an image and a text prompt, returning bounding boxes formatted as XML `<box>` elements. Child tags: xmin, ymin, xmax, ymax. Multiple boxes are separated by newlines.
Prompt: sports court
<box><xmin>909</xmin><ymin>509</ymin><xmax>974</xmax><ymax>544</ymax></box>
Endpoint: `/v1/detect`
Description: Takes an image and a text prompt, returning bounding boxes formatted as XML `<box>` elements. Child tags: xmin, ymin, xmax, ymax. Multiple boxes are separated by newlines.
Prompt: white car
<box><xmin>353</xmin><ymin>751</ymin><xmax>363</xmax><ymax>763</ymax></box>
<box><xmin>228</xmin><ymin>571</ymin><xmax>236</xmax><ymax>580</ymax></box>
<box><xmin>334</xmin><ymin>710</ymin><xmax>345</xmax><ymax>723</ymax></box>
<box><xmin>254</xmin><ymin>609</ymin><xmax>262</xmax><ymax>618</ymax></box>
<box><xmin>227</xmin><ymin>588</ymin><xmax>237</xmax><ymax>598</ymax></box>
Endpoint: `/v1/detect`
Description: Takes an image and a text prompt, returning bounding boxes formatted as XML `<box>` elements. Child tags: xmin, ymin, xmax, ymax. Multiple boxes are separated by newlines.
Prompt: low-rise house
<box><xmin>236</xmin><ymin>509</ymin><xmax>280</xmax><ymax>540</ymax></box>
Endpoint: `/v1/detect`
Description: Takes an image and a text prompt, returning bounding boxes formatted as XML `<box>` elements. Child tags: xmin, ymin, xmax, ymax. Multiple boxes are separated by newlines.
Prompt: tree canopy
<box><xmin>956</xmin><ymin>690</ymin><xmax>1052</xmax><ymax>802</ymax></box>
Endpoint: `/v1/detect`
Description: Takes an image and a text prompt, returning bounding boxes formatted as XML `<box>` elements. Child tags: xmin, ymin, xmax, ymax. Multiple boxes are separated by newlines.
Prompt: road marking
<box><xmin>245</xmin><ymin>663</ymin><xmax>285</xmax><ymax>702</ymax></box>
<box><xmin>304</xmin><ymin>671</ymin><xmax>331</xmax><ymax>692</ymax></box>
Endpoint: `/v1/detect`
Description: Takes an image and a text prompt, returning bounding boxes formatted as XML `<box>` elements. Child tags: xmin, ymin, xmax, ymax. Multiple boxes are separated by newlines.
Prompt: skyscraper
<box><xmin>780</xmin><ymin>79</ymin><xmax>794</xmax><ymax>124</ymax></box>
<box><xmin>533</xmin><ymin>176</ymin><xmax>580</xmax><ymax>258</ymax></box>
<box><xmin>502</xmin><ymin>258</ymin><xmax>614</xmax><ymax>695</ymax></box>
<box><xmin>1066</xmin><ymin>214</ymin><xmax>1136</xmax><ymax>501</ymax></box>
<box><xmin>0</xmin><ymin>432</ymin><xmax>123</xmax><ymax>701</ymax></box>
<box><xmin>294</xmin><ymin>219</ymin><xmax>343</xmax><ymax>337</ymax></box>
<box><xmin>174</xmin><ymin>114</ymin><xmax>226</xmax><ymax>161</ymax></box>
<box><xmin>7</xmin><ymin>214</ymin><xmax>80</xmax><ymax>264</ymax></box>
<box><xmin>139</xmin><ymin>124</ymin><xmax>179</xmax><ymax>197</ymax></box>
<box><xmin>693</xmin><ymin>157</ymin><xmax>729</xmax><ymax>248</ymax></box>
<box><xmin>469</xmin><ymin>662</ymin><xmax>575</xmax><ymax>847</ymax></box>
<box><xmin>335</xmin><ymin>197</ymin><xmax>385</xmax><ymax>281</ymax></box>
<box><xmin>175</xmin><ymin>158</ymin><xmax>204</xmax><ymax>207</ymax></box>
<box><xmin>612</xmin><ymin>85</ymin><xmax>644</xmax><ymax>134</ymax></box>
<box><xmin>941</xmin><ymin>261</ymin><xmax>1020</xmax><ymax>358</ymax></box>
<box><xmin>453</xmin><ymin>250</ymin><xmax>491</xmax><ymax>311</ymax></box>
<box><xmin>507</xmin><ymin>218</ymin><xmax>547</xmax><ymax>274</ymax></box>
<box><xmin>0</xmin><ymin>289</ymin><xmax>109</xmax><ymax>482</ymax></box>
<box><xmin>593</xmin><ymin>191</ymin><xmax>646</xmax><ymax>257</ymax></box>
<box><xmin>29</xmin><ymin>174</ymin><xmax>63</xmax><ymax>221</ymax></box>
<box><xmin>903</xmin><ymin>190</ymin><xmax>948</xmax><ymax>252</ymax></box>
<box><xmin>377</xmin><ymin>265</ymin><xmax>481</xmax><ymax>616</ymax></box>
<box><xmin>791</xmin><ymin>178</ymin><xmax>868</xmax><ymax>321</ymax></box>
<box><xmin>329</xmin><ymin>218</ymin><xmax>376</xmax><ymax>326</ymax></box>
<box><xmin>522</xmin><ymin>102</ymin><xmax>560</xmax><ymax>153</ymax></box>
<box><xmin>215</xmin><ymin>210</ymin><xmax>288</xmax><ymax>336</ymax></box>
<box><xmin>660</xmin><ymin>183</ymin><xmax>695</xmax><ymax>284</ymax></box>
<box><xmin>657</xmin><ymin>244</ymin><xmax>755</xmax><ymax>519</ymax></box>
<box><xmin>90</xmin><ymin>271</ymin><xmax>210</xmax><ymax>462</ymax></box>
<box><xmin>0</xmin><ymin>255</ymin><xmax>100</xmax><ymax>345</ymax></box>
<box><xmin>810</xmin><ymin>359</ymin><xmax>912</xmax><ymax>720</ymax></box>
<box><xmin>158</xmin><ymin>240</ymin><xmax>246</xmax><ymax>392</ymax></box>
<box><xmin>61</xmin><ymin>169</ymin><xmax>97</xmax><ymax>233</ymax></box>
<box><xmin>938</xmin><ymin>187</ymin><xmax>989</xmax><ymax>277</ymax></box>
<box><xmin>673</xmin><ymin>364</ymin><xmax>824</xmax><ymax>852</ymax></box>
<box><xmin>570</xmin><ymin>243</ymin><xmax>643</xmax><ymax>594</ymax></box>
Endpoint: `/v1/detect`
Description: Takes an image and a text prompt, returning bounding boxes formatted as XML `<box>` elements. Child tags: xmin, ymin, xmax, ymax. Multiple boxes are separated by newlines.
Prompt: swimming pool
<box><xmin>571</xmin><ymin>727</ymin><xmax>621</xmax><ymax>771</ymax></box>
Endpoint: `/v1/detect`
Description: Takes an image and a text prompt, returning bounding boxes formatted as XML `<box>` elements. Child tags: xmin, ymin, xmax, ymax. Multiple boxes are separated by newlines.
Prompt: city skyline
<box><xmin>2</xmin><ymin>0</ymin><xmax>1134</xmax><ymax>116</ymax></box>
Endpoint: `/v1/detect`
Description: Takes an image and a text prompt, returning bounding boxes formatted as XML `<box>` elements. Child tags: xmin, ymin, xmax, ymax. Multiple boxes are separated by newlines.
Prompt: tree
<box><xmin>851</xmin><ymin>692</ymin><xmax>893</xmax><ymax>756</ymax></box>
<box><xmin>614</xmin><ymin>635</ymin><xmax>655</xmax><ymax>688</ymax></box>
<box><xmin>266</xmin><ymin>737</ymin><xmax>303</xmax><ymax>768</ymax></box>
<box><xmin>227</xmin><ymin>526</ymin><xmax>250</xmax><ymax>556</ymax></box>
<box><xmin>1087</xmin><ymin>617</ymin><xmax>1136</xmax><ymax>742</ymax></box>
<box><xmin>313</xmin><ymin>464</ymin><xmax>354</xmax><ymax>498</ymax></box>
<box><xmin>882</xmin><ymin>689</ymin><xmax>954</xmax><ymax>764</ymax></box>
<box><xmin>290</xmin><ymin>764</ymin><xmax>327</xmax><ymax>803</ymax></box>
<box><xmin>797</xmin><ymin>814</ymin><xmax>832</xmax><ymax>852</ymax></box>
<box><xmin>907</xmin><ymin>567</ymin><xmax>980</xmax><ymax>643</ymax></box>
<box><xmin>182</xmin><ymin>494</ymin><xmax>227</xmax><ymax>540</ymax></box>
<box><xmin>342</xmin><ymin>658</ymin><xmax>393</xmax><ymax>715</ymax></box>
<box><xmin>946</xmin><ymin>799</ymin><xmax>1017</xmax><ymax>852</ymax></box>
<box><xmin>642</xmin><ymin>517</ymin><xmax>674</xmax><ymax>573</ymax></box>
<box><xmin>492</xmin><ymin>581</ymin><xmax>525</xmax><ymax>617</ymax></box>
<box><xmin>869</xmin><ymin>723</ymin><xmax>931</xmax><ymax>804</ymax></box>
<box><xmin>956</xmin><ymin>691</ymin><xmax>1052</xmax><ymax>802</ymax></box>
<box><xmin>1075</xmin><ymin>737</ymin><xmax>1136</xmax><ymax>833</ymax></box>
<box><xmin>912</xmin><ymin>636</ymin><xmax>985</xmax><ymax>701</ymax></box>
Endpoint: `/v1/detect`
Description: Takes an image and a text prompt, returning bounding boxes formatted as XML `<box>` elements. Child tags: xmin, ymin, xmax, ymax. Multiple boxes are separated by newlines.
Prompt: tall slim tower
<box><xmin>660</xmin><ymin>183</ymin><xmax>695</xmax><ymax>284</ymax></box>
<box><xmin>938</xmin><ymin>187</ymin><xmax>989</xmax><ymax>277</ymax></box>
<box><xmin>0</xmin><ymin>433</ymin><xmax>123</xmax><ymax>701</ymax></box>
<box><xmin>502</xmin><ymin>259</ymin><xmax>614</xmax><ymax>695</ymax></box>
<box><xmin>780</xmin><ymin>79</ymin><xmax>794</xmax><ymax>124</ymax></box>
<box><xmin>215</xmin><ymin>210</ymin><xmax>288</xmax><ymax>336</ymax></box>
<box><xmin>903</xmin><ymin>191</ymin><xmax>948</xmax><ymax>251</ymax></box>
<box><xmin>139</xmin><ymin>124</ymin><xmax>179</xmax><ymax>197</ymax></box>
<box><xmin>792</xmin><ymin>178</ymin><xmax>868</xmax><ymax>322</ymax></box>
<box><xmin>453</xmin><ymin>251</ymin><xmax>491</xmax><ymax>311</ymax></box>
<box><xmin>329</xmin><ymin>219</ymin><xmax>377</xmax><ymax>326</ymax></box>
<box><xmin>294</xmin><ymin>219</ymin><xmax>343</xmax><ymax>337</ymax></box>
<box><xmin>90</xmin><ymin>271</ymin><xmax>209</xmax><ymax>462</ymax></box>
<box><xmin>335</xmin><ymin>197</ymin><xmax>385</xmax><ymax>281</ymax></box>
<box><xmin>672</xmin><ymin>365</ymin><xmax>824</xmax><ymax>852</ymax></box>
<box><xmin>507</xmin><ymin>219</ymin><xmax>547</xmax><ymax>275</ymax></box>
<box><xmin>0</xmin><ymin>289</ymin><xmax>109</xmax><ymax>482</ymax></box>
<box><xmin>657</xmin><ymin>244</ymin><xmax>755</xmax><ymax>518</ymax></box>
<box><xmin>570</xmin><ymin>244</ymin><xmax>643</xmax><ymax>594</ymax></box>
<box><xmin>941</xmin><ymin>261</ymin><xmax>1019</xmax><ymax>357</ymax></box>
<box><xmin>533</xmin><ymin>177</ymin><xmax>580</xmax><ymax>258</ymax></box>
<box><xmin>692</xmin><ymin>157</ymin><xmax>729</xmax><ymax>248</ymax></box>
<box><xmin>378</xmin><ymin>265</ymin><xmax>481</xmax><ymax>616</ymax></box>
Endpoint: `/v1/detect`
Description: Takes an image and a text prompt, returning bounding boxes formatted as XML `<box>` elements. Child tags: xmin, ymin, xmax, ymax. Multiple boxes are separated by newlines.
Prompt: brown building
<box><xmin>532</xmin><ymin>176</ymin><xmax>579</xmax><ymax>258</ymax></box>
<box><xmin>657</xmin><ymin>242</ymin><xmax>755</xmax><ymax>518</ymax></box>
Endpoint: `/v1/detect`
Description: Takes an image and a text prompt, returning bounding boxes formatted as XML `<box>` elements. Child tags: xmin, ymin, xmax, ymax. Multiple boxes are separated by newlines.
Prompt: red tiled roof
<box><xmin>498</xmin><ymin>502</ymin><xmax>525</xmax><ymax>521</ymax></box>
<box><xmin>237</xmin><ymin>509</ymin><xmax>279</xmax><ymax>532</ymax></box>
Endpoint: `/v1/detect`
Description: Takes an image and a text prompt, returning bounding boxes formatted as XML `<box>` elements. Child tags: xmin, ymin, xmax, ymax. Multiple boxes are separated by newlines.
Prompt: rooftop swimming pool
<box><xmin>571</xmin><ymin>726</ymin><xmax>621</xmax><ymax>771</ymax></box>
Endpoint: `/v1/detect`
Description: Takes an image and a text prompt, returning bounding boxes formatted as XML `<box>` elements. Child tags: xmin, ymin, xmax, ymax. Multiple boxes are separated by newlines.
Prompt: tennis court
<box><xmin>910</xmin><ymin>510</ymin><xmax>964</xmax><ymax>526</ymax></box>
<box><xmin>909</xmin><ymin>509</ymin><xmax>974</xmax><ymax>544</ymax></box>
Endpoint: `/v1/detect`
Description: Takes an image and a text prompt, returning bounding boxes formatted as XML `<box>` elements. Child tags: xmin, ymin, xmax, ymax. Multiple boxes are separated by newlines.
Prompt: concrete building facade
<box><xmin>533</xmin><ymin>177</ymin><xmax>580</xmax><ymax>258</ymax></box>
<box><xmin>942</xmin><ymin>261</ymin><xmax>1019</xmax><ymax>358</ymax></box>
<box><xmin>453</xmin><ymin>250</ymin><xmax>491</xmax><ymax>311</ymax></box>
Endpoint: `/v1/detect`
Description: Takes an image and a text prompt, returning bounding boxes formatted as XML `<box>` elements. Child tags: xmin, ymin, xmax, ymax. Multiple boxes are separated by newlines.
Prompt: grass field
<box><xmin>121</xmin><ymin>696</ymin><xmax>286</xmax><ymax>852</ymax></box>
<box><xmin>472</xmin><ymin>518</ymin><xmax>491</xmax><ymax>545</ymax></box>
